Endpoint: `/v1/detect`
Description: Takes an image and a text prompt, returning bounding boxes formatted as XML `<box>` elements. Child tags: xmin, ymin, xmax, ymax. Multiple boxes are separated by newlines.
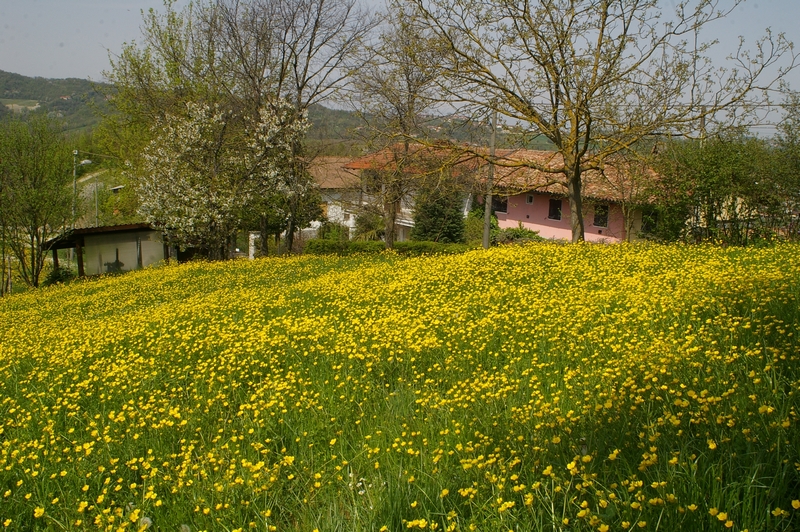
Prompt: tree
<box><xmin>411</xmin><ymin>178</ymin><xmax>466</xmax><ymax>243</ymax></box>
<box><xmin>349</xmin><ymin>0</ymin><xmax>447</xmax><ymax>248</ymax></box>
<box><xmin>101</xmin><ymin>0</ymin><xmax>377</xmax><ymax>254</ymax></box>
<box><xmin>0</xmin><ymin>115</ymin><xmax>72</xmax><ymax>288</ymax></box>
<box><xmin>653</xmin><ymin>133</ymin><xmax>778</xmax><ymax>244</ymax></box>
<box><xmin>210</xmin><ymin>0</ymin><xmax>378</xmax><ymax>251</ymax></box>
<box><xmin>773</xmin><ymin>90</ymin><xmax>800</xmax><ymax>240</ymax></box>
<box><xmin>403</xmin><ymin>0</ymin><xmax>797</xmax><ymax>242</ymax></box>
<box><xmin>136</xmin><ymin>100</ymin><xmax>307</xmax><ymax>259</ymax></box>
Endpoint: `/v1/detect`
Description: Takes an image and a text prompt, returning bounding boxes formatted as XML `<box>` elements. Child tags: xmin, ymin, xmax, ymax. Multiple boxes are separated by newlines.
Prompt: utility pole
<box><xmin>482</xmin><ymin>109</ymin><xmax>497</xmax><ymax>249</ymax></box>
<box><xmin>72</xmin><ymin>150</ymin><xmax>78</xmax><ymax>226</ymax></box>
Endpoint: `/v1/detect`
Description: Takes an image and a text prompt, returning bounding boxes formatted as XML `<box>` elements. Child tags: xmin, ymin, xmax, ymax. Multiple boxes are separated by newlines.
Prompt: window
<box><xmin>526</xmin><ymin>194</ymin><xmax>534</xmax><ymax>205</ymax></box>
<box><xmin>492</xmin><ymin>196</ymin><xmax>508</xmax><ymax>214</ymax></box>
<box><xmin>641</xmin><ymin>209</ymin><xmax>658</xmax><ymax>233</ymax></box>
<box><xmin>548</xmin><ymin>198</ymin><xmax>562</xmax><ymax>220</ymax></box>
<box><xmin>594</xmin><ymin>204</ymin><xmax>609</xmax><ymax>227</ymax></box>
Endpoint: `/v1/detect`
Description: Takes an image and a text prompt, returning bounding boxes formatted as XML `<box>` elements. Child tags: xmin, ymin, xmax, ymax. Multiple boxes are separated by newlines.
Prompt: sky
<box><xmin>1</xmin><ymin>1</ymin><xmax>800</xmax><ymax>96</ymax></box>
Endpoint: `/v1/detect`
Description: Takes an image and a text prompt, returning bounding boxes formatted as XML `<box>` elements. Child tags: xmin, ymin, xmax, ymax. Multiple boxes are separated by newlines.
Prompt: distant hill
<box><xmin>0</xmin><ymin>69</ymin><xmax>553</xmax><ymax>152</ymax></box>
<box><xmin>0</xmin><ymin>70</ymin><xmax>364</xmax><ymax>146</ymax></box>
<box><xmin>0</xmin><ymin>70</ymin><xmax>110</xmax><ymax>132</ymax></box>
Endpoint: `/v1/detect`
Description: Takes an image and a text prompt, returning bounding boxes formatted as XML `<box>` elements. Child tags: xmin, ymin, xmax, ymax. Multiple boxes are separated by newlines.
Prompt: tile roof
<box><xmin>489</xmin><ymin>149</ymin><xmax>656</xmax><ymax>203</ymax></box>
<box><xmin>308</xmin><ymin>156</ymin><xmax>361</xmax><ymax>189</ymax></box>
<box><xmin>340</xmin><ymin>145</ymin><xmax>657</xmax><ymax>203</ymax></box>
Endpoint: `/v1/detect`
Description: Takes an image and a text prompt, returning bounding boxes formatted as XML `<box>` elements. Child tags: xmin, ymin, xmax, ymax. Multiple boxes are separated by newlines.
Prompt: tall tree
<box><xmin>136</xmin><ymin>100</ymin><xmax>307</xmax><ymax>259</ymax></box>
<box><xmin>101</xmin><ymin>0</ymin><xmax>377</xmax><ymax>254</ymax></box>
<box><xmin>411</xmin><ymin>175</ymin><xmax>467</xmax><ymax>243</ymax></box>
<box><xmin>349</xmin><ymin>0</ymin><xmax>447</xmax><ymax>247</ymax></box>
<box><xmin>210</xmin><ymin>0</ymin><xmax>378</xmax><ymax>251</ymax></box>
<box><xmin>0</xmin><ymin>115</ymin><xmax>72</xmax><ymax>287</ymax></box>
<box><xmin>773</xmin><ymin>90</ymin><xmax>800</xmax><ymax>240</ymax></box>
<box><xmin>653</xmin><ymin>133</ymin><xmax>781</xmax><ymax>244</ymax></box>
<box><xmin>403</xmin><ymin>0</ymin><xmax>797</xmax><ymax>242</ymax></box>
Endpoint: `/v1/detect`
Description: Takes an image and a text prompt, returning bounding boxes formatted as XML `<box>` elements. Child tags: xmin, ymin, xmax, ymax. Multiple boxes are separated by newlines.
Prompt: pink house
<box><xmin>489</xmin><ymin>150</ymin><xmax>656</xmax><ymax>242</ymax></box>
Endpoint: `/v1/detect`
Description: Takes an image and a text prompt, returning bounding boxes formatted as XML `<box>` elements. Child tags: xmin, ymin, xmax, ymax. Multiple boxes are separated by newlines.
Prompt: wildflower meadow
<box><xmin>0</xmin><ymin>243</ymin><xmax>798</xmax><ymax>531</ymax></box>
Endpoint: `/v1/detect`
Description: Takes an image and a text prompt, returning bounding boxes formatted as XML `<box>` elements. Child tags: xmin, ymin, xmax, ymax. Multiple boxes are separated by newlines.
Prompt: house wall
<box><xmin>83</xmin><ymin>230</ymin><xmax>165</xmax><ymax>275</ymax></box>
<box><xmin>321</xmin><ymin>189</ymin><xmax>414</xmax><ymax>242</ymax></box>
<box><xmin>497</xmin><ymin>192</ymin><xmax>628</xmax><ymax>242</ymax></box>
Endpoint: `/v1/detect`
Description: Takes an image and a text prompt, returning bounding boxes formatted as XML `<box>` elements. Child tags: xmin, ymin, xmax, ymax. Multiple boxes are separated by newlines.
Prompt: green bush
<box><xmin>348</xmin><ymin>241</ymin><xmax>387</xmax><ymax>254</ymax></box>
<box><xmin>464</xmin><ymin>206</ymin><xmax>498</xmax><ymax>245</ymax></box>
<box><xmin>317</xmin><ymin>221</ymin><xmax>350</xmax><ymax>242</ymax></box>
<box><xmin>42</xmin><ymin>266</ymin><xmax>76</xmax><ymax>287</ymax></box>
<box><xmin>492</xmin><ymin>223</ymin><xmax>545</xmax><ymax>245</ymax></box>
<box><xmin>304</xmin><ymin>239</ymin><xmax>472</xmax><ymax>256</ymax></box>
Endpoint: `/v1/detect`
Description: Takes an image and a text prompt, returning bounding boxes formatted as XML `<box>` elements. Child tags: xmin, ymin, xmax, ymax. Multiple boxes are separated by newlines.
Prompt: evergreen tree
<box><xmin>411</xmin><ymin>188</ymin><xmax>465</xmax><ymax>243</ymax></box>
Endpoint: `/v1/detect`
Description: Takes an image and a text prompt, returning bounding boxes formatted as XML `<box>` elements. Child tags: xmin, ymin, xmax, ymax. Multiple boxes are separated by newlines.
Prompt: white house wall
<box><xmin>83</xmin><ymin>230</ymin><xmax>164</xmax><ymax>275</ymax></box>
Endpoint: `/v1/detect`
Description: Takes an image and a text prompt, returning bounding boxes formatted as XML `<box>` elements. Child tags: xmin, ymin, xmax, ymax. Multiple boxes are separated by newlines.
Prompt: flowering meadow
<box><xmin>1</xmin><ymin>243</ymin><xmax>799</xmax><ymax>531</ymax></box>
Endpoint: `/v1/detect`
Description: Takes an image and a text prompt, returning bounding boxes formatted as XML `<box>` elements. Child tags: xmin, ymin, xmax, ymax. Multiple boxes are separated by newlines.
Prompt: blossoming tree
<box><xmin>137</xmin><ymin>100</ymin><xmax>307</xmax><ymax>259</ymax></box>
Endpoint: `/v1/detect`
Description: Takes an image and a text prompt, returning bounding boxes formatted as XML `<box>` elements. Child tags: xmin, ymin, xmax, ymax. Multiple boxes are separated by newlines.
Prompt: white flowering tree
<box><xmin>136</xmin><ymin>100</ymin><xmax>307</xmax><ymax>260</ymax></box>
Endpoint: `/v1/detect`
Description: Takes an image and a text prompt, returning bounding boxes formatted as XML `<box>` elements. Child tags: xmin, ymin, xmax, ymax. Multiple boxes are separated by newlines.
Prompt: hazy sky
<box><xmin>1</xmin><ymin>0</ymin><xmax>800</xmax><ymax>87</ymax></box>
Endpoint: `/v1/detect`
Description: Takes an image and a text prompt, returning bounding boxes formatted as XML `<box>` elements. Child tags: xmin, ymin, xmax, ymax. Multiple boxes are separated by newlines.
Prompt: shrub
<box><xmin>42</xmin><ymin>266</ymin><xmax>76</xmax><ymax>286</ymax></box>
<box><xmin>492</xmin><ymin>223</ymin><xmax>545</xmax><ymax>245</ymax></box>
<box><xmin>353</xmin><ymin>206</ymin><xmax>385</xmax><ymax>241</ymax></box>
<box><xmin>411</xmin><ymin>189</ymin><xmax>466</xmax><ymax>243</ymax></box>
<box><xmin>316</xmin><ymin>221</ymin><xmax>350</xmax><ymax>242</ymax></box>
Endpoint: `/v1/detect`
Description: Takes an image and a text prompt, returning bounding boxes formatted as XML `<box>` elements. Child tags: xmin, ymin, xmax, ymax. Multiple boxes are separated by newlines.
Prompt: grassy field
<box><xmin>0</xmin><ymin>243</ymin><xmax>798</xmax><ymax>531</ymax></box>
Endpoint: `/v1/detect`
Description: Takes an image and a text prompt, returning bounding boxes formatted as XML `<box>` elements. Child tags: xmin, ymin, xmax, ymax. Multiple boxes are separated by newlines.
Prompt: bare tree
<box><xmin>402</xmin><ymin>0</ymin><xmax>797</xmax><ymax>241</ymax></box>
<box><xmin>349</xmin><ymin>0</ymin><xmax>447</xmax><ymax>247</ymax></box>
<box><xmin>102</xmin><ymin>0</ymin><xmax>377</xmax><ymax>252</ymax></box>
<box><xmin>208</xmin><ymin>0</ymin><xmax>378</xmax><ymax>251</ymax></box>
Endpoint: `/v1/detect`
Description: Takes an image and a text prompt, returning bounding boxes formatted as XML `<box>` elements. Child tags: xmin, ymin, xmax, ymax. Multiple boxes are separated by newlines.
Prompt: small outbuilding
<box><xmin>46</xmin><ymin>223</ymin><xmax>174</xmax><ymax>277</ymax></box>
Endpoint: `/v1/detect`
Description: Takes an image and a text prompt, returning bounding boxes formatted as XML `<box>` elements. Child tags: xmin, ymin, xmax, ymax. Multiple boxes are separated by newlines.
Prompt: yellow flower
<box><xmin>792</xmin><ymin>500</ymin><xmax>800</xmax><ymax>510</ymax></box>
<box><xmin>34</xmin><ymin>507</ymin><xmax>45</xmax><ymax>518</ymax></box>
<box><xmin>708</xmin><ymin>440</ymin><xmax>717</xmax><ymax>450</ymax></box>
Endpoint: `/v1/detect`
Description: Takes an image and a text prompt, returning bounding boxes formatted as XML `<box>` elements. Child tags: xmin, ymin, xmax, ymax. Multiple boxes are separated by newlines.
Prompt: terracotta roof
<box><xmin>486</xmin><ymin>149</ymin><xmax>656</xmax><ymax>204</ymax></box>
<box><xmin>342</xmin><ymin>144</ymin><xmax>657</xmax><ymax>203</ymax></box>
<box><xmin>344</xmin><ymin>144</ymin><xmax>481</xmax><ymax>174</ymax></box>
<box><xmin>308</xmin><ymin>156</ymin><xmax>361</xmax><ymax>189</ymax></box>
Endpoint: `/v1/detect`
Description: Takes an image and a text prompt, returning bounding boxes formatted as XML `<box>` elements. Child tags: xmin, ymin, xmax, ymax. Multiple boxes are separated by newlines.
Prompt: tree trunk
<box><xmin>384</xmin><ymin>198</ymin><xmax>398</xmax><ymax>249</ymax></box>
<box><xmin>285</xmin><ymin>216</ymin><xmax>296</xmax><ymax>254</ymax></box>
<box><xmin>259</xmin><ymin>216</ymin><xmax>269</xmax><ymax>256</ymax></box>
<box><xmin>566</xmin><ymin>166</ymin><xmax>585</xmax><ymax>243</ymax></box>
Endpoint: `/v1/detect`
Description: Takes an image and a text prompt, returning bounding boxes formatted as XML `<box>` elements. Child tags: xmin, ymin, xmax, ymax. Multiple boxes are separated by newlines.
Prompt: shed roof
<box><xmin>46</xmin><ymin>223</ymin><xmax>157</xmax><ymax>250</ymax></box>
